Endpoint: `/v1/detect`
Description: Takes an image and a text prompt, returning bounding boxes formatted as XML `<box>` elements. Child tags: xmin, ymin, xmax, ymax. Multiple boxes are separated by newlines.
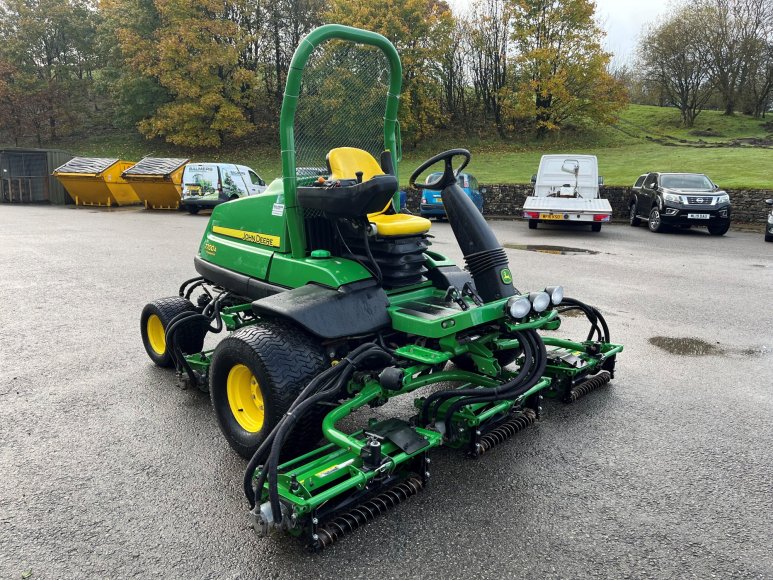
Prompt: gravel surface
<box><xmin>1</xmin><ymin>206</ymin><xmax>771</xmax><ymax>579</ymax></box>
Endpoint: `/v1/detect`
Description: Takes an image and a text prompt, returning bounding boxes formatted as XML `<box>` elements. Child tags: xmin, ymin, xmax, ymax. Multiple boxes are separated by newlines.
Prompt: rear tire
<box><xmin>209</xmin><ymin>322</ymin><xmax>328</xmax><ymax>459</ymax></box>
<box><xmin>591</xmin><ymin>223</ymin><xmax>602</xmax><ymax>232</ymax></box>
<box><xmin>648</xmin><ymin>207</ymin><xmax>666</xmax><ymax>233</ymax></box>
<box><xmin>707</xmin><ymin>220</ymin><xmax>730</xmax><ymax>236</ymax></box>
<box><xmin>629</xmin><ymin>204</ymin><xmax>641</xmax><ymax>227</ymax></box>
<box><xmin>141</xmin><ymin>297</ymin><xmax>206</xmax><ymax>367</ymax></box>
<box><xmin>528</xmin><ymin>220</ymin><xmax>538</xmax><ymax>230</ymax></box>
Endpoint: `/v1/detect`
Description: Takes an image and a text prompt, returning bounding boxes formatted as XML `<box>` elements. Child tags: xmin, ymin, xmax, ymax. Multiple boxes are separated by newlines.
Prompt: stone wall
<box><xmin>405</xmin><ymin>185</ymin><xmax>773</xmax><ymax>223</ymax></box>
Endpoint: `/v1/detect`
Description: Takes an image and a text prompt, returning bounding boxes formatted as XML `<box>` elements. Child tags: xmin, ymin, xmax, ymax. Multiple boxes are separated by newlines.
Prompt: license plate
<box><xmin>539</xmin><ymin>213</ymin><xmax>564</xmax><ymax>220</ymax></box>
<box><xmin>688</xmin><ymin>213</ymin><xmax>710</xmax><ymax>219</ymax></box>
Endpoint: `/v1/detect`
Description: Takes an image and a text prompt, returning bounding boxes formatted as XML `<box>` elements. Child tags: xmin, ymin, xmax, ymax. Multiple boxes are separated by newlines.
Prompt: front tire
<box><xmin>209</xmin><ymin>322</ymin><xmax>328</xmax><ymax>459</ymax></box>
<box><xmin>707</xmin><ymin>219</ymin><xmax>730</xmax><ymax>236</ymax></box>
<box><xmin>765</xmin><ymin>232</ymin><xmax>773</xmax><ymax>242</ymax></box>
<box><xmin>528</xmin><ymin>219</ymin><xmax>538</xmax><ymax>230</ymax></box>
<box><xmin>141</xmin><ymin>297</ymin><xmax>207</xmax><ymax>367</ymax></box>
<box><xmin>629</xmin><ymin>204</ymin><xmax>641</xmax><ymax>227</ymax></box>
<box><xmin>648</xmin><ymin>207</ymin><xmax>666</xmax><ymax>233</ymax></box>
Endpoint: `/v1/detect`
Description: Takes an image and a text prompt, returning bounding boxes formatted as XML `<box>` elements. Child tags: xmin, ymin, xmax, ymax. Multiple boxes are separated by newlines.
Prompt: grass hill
<box><xmin>52</xmin><ymin>105</ymin><xmax>773</xmax><ymax>189</ymax></box>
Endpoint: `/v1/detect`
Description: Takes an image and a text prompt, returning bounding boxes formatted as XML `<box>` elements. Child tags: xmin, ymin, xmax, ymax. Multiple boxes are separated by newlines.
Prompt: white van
<box><xmin>181</xmin><ymin>163</ymin><xmax>266</xmax><ymax>214</ymax></box>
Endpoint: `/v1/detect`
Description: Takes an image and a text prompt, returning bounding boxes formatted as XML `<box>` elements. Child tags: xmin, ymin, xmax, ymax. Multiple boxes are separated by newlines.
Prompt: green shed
<box><xmin>0</xmin><ymin>148</ymin><xmax>74</xmax><ymax>204</ymax></box>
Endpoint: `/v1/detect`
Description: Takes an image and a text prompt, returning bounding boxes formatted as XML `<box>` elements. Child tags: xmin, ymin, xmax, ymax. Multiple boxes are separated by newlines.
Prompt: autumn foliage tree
<box><xmin>510</xmin><ymin>0</ymin><xmax>627</xmax><ymax>135</ymax></box>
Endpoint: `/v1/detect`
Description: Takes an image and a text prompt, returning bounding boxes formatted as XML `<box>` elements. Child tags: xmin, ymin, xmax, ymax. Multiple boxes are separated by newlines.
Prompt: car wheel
<box><xmin>528</xmin><ymin>220</ymin><xmax>538</xmax><ymax>230</ymax></box>
<box><xmin>591</xmin><ymin>223</ymin><xmax>602</xmax><ymax>232</ymax></box>
<box><xmin>629</xmin><ymin>204</ymin><xmax>641</xmax><ymax>227</ymax></box>
<box><xmin>765</xmin><ymin>232</ymin><xmax>773</xmax><ymax>242</ymax></box>
<box><xmin>186</xmin><ymin>206</ymin><xmax>200</xmax><ymax>215</ymax></box>
<box><xmin>648</xmin><ymin>207</ymin><xmax>665</xmax><ymax>233</ymax></box>
<box><xmin>707</xmin><ymin>219</ymin><xmax>730</xmax><ymax>236</ymax></box>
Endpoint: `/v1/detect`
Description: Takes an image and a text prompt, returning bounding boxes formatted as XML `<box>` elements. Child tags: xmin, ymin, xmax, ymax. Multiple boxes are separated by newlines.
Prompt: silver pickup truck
<box><xmin>522</xmin><ymin>154</ymin><xmax>612</xmax><ymax>232</ymax></box>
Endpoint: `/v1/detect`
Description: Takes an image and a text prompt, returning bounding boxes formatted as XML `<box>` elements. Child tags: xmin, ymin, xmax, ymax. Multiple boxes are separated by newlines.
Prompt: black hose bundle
<box><xmin>557</xmin><ymin>297</ymin><xmax>610</xmax><ymax>342</ymax></box>
<box><xmin>418</xmin><ymin>329</ymin><xmax>547</xmax><ymax>435</ymax></box>
<box><xmin>164</xmin><ymin>292</ymin><xmax>228</xmax><ymax>385</ymax></box>
<box><xmin>243</xmin><ymin>343</ymin><xmax>394</xmax><ymax>522</ymax></box>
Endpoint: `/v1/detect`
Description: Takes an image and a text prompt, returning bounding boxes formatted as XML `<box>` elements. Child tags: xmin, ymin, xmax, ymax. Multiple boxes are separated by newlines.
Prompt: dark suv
<box><xmin>629</xmin><ymin>172</ymin><xmax>731</xmax><ymax>236</ymax></box>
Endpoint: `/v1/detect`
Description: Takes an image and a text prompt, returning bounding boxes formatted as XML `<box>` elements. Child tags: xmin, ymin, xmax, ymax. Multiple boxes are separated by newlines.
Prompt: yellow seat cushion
<box><xmin>370</xmin><ymin>213</ymin><xmax>431</xmax><ymax>236</ymax></box>
<box><xmin>326</xmin><ymin>147</ymin><xmax>431</xmax><ymax>236</ymax></box>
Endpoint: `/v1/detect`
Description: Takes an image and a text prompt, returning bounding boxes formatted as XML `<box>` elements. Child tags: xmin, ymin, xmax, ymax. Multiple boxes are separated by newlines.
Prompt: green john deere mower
<box><xmin>140</xmin><ymin>24</ymin><xmax>623</xmax><ymax>551</ymax></box>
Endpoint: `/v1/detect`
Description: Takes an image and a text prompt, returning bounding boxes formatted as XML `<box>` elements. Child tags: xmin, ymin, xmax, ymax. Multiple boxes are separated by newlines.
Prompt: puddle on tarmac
<box><xmin>558</xmin><ymin>308</ymin><xmax>585</xmax><ymax>318</ymax></box>
<box><xmin>503</xmin><ymin>244</ymin><xmax>599</xmax><ymax>255</ymax></box>
<box><xmin>650</xmin><ymin>336</ymin><xmax>770</xmax><ymax>358</ymax></box>
<box><xmin>649</xmin><ymin>336</ymin><xmax>722</xmax><ymax>356</ymax></box>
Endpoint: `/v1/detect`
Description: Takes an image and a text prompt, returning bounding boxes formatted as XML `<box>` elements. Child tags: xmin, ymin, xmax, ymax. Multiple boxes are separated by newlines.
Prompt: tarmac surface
<box><xmin>1</xmin><ymin>205</ymin><xmax>771</xmax><ymax>579</ymax></box>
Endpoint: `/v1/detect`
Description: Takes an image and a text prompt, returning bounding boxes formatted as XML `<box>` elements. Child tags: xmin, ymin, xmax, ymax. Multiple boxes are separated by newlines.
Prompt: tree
<box><xmin>698</xmin><ymin>0</ymin><xmax>772</xmax><ymax>115</ymax></box>
<box><xmin>0</xmin><ymin>0</ymin><xmax>100</xmax><ymax>142</ymax></box>
<box><xmin>510</xmin><ymin>0</ymin><xmax>627</xmax><ymax>135</ymax></box>
<box><xmin>640</xmin><ymin>6</ymin><xmax>716</xmax><ymax>127</ymax></box>
<box><xmin>467</xmin><ymin>0</ymin><xmax>513</xmax><ymax>137</ymax></box>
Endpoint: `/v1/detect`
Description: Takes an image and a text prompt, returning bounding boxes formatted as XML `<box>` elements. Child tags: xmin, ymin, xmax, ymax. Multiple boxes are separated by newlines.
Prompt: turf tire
<box><xmin>209</xmin><ymin>322</ymin><xmax>328</xmax><ymax>459</ymax></box>
<box><xmin>141</xmin><ymin>297</ymin><xmax>207</xmax><ymax>368</ymax></box>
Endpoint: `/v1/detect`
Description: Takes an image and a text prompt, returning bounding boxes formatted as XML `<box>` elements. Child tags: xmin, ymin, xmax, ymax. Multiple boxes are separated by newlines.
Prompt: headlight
<box><xmin>506</xmin><ymin>295</ymin><xmax>531</xmax><ymax>319</ymax></box>
<box><xmin>717</xmin><ymin>194</ymin><xmax>730</xmax><ymax>204</ymax></box>
<box><xmin>544</xmin><ymin>285</ymin><xmax>564</xmax><ymax>305</ymax></box>
<box><xmin>663</xmin><ymin>193</ymin><xmax>682</xmax><ymax>203</ymax></box>
<box><xmin>768</xmin><ymin>213</ymin><xmax>773</xmax><ymax>225</ymax></box>
<box><xmin>529</xmin><ymin>291</ymin><xmax>551</xmax><ymax>313</ymax></box>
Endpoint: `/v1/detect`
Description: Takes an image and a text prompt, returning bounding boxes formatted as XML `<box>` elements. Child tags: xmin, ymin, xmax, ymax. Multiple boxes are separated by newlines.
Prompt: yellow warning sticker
<box><xmin>212</xmin><ymin>225</ymin><xmax>281</xmax><ymax>248</ymax></box>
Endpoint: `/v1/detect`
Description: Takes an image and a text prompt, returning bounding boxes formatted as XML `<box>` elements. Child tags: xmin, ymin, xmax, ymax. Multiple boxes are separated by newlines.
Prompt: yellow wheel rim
<box><xmin>227</xmin><ymin>364</ymin><xmax>265</xmax><ymax>433</ymax></box>
<box><xmin>146</xmin><ymin>314</ymin><xmax>166</xmax><ymax>355</ymax></box>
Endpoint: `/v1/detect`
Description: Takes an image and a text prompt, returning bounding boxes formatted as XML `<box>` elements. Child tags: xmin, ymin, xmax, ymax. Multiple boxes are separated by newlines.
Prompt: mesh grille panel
<box><xmin>294</xmin><ymin>40</ymin><xmax>390</xmax><ymax>172</ymax></box>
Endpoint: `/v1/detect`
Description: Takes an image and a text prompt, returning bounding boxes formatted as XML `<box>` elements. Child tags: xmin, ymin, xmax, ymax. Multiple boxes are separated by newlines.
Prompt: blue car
<box><xmin>420</xmin><ymin>172</ymin><xmax>484</xmax><ymax>218</ymax></box>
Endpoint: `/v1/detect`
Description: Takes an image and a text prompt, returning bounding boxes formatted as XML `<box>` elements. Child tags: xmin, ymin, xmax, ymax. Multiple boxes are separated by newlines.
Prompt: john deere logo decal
<box><xmin>500</xmin><ymin>269</ymin><xmax>512</xmax><ymax>284</ymax></box>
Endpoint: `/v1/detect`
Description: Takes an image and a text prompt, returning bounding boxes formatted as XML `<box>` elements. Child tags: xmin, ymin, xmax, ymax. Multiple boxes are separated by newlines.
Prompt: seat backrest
<box><xmin>327</xmin><ymin>147</ymin><xmax>384</xmax><ymax>182</ymax></box>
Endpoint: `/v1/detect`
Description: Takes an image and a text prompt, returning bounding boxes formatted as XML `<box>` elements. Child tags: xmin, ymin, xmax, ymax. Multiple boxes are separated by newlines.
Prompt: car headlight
<box><xmin>663</xmin><ymin>193</ymin><xmax>683</xmax><ymax>203</ymax></box>
<box><xmin>506</xmin><ymin>295</ymin><xmax>532</xmax><ymax>319</ymax></box>
<box><xmin>768</xmin><ymin>213</ymin><xmax>773</xmax><ymax>225</ymax></box>
<box><xmin>717</xmin><ymin>194</ymin><xmax>730</xmax><ymax>204</ymax></box>
<box><xmin>544</xmin><ymin>285</ymin><xmax>564</xmax><ymax>305</ymax></box>
<box><xmin>529</xmin><ymin>291</ymin><xmax>551</xmax><ymax>313</ymax></box>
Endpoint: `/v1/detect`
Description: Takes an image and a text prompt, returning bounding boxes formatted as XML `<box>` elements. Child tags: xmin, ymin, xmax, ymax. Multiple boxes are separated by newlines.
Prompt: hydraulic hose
<box><xmin>441</xmin><ymin>330</ymin><xmax>547</xmax><ymax>435</ymax></box>
<box><xmin>243</xmin><ymin>343</ymin><xmax>392</xmax><ymax>509</ymax></box>
<box><xmin>419</xmin><ymin>331</ymin><xmax>534</xmax><ymax>426</ymax></box>
<box><xmin>559</xmin><ymin>297</ymin><xmax>610</xmax><ymax>342</ymax></box>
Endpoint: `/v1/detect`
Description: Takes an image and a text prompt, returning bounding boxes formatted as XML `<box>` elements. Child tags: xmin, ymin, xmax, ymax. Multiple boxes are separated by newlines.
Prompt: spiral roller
<box><xmin>312</xmin><ymin>475</ymin><xmax>425</xmax><ymax>550</ymax></box>
<box><xmin>477</xmin><ymin>409</ymin><xmax>537</xmax><ymax>456</ymax></box>
<box><xmin>564</xmin><ymin>370</ymin><xmax>611</xmax><ymax>403</ymax></box>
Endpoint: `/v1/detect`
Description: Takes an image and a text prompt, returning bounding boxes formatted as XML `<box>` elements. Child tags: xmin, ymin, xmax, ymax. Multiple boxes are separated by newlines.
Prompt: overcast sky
<box><xmin>448</xmin><ymin>0</ymin><xmax>673</xmax><ymax>67</ymax></box>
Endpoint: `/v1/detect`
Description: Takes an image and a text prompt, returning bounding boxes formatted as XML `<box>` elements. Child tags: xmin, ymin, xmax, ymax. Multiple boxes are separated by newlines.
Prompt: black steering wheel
<box><xmin>409</xmin><ymin>149</ymin><xmax>471</xmax><ymax>191</ymax></box>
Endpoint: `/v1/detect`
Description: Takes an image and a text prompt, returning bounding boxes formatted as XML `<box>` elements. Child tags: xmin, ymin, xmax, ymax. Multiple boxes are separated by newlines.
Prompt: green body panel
<box><xmin>198</xmin><ymin>178</ymin><xmax>375</xmax><ymax>290</ymax></box>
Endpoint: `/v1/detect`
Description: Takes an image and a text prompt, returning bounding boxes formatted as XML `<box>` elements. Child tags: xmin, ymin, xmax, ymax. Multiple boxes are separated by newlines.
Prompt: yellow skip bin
<box><xmin>122</xmin><ymin>158</ymin><xmax>189</xmax><ymax>210</ymax></box>
<box><xmin>53</xmin><ymin>158</ymin><xmax>141</xmax><ymax>207</ymax></box>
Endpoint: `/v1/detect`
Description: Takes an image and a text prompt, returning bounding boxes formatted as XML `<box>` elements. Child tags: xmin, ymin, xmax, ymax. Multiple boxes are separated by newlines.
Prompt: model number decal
<box><xmin>212</xmin><ymin>225</ymin><xmax>281</xmax><ymax>248</ymax></box>
<box><xmin>204</xmin><ymin>242</ymin><xmax>217</xmax><ymax>255</ymax></box>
